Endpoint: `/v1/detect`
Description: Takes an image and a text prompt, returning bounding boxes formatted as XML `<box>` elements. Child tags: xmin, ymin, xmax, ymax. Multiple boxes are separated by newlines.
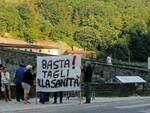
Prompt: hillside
<box><xmin>1</xmin><ymin>0</ymin><xmax>150</xmax><ymax>61</ymax></box>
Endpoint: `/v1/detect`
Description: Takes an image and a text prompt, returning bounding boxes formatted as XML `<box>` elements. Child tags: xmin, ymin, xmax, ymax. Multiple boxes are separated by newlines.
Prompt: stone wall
<box><xmin>0</xmin><ymin>48</ymin><xmax>50</xmax><ymax>82</ymax></box>
<box><xmin>0</xmin><ymin>48</ymin><xmax>150</xmax><ymax>98</ymax></box>
<box><xmin>91</xmin><ymin>63</ymin><xmax>150</xmax><ymax>83</ymax></box>
<box><xmin>0</xmin><ymin>48</ymin><xmax>150</xmax><ymax>84</ymax></box>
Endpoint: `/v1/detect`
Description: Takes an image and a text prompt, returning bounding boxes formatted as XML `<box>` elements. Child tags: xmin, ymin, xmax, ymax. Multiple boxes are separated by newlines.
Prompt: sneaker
<box><xmin>15</xmin><ymin>101</ymin><xmax>20</xmax><ymax>104</ymax></box>
<box><xmin>83</xmin><ymin>102</ymin><xmax>91</xmax><ymax>104</ymax></box>
<box><xmin>27</xmin><ymin>101</ymin><xmax>31</xmax><ymax>104</ymax></box>
<box><xmin>24</xmin><ymin>101</ymin><xmax>31</xmax><ymax>104</ymax></box>
<box><xmin>39</xmin><ymin>102</ymin><xmax>45</xmax><ymax>104</ymax></box>
<box><xmin>8</xmin><ymin>99</ymin><xmax>12</xmax><ymax>101</ymax></box>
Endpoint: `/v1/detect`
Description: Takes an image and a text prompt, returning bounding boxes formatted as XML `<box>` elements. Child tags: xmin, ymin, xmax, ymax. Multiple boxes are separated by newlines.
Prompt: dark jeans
<box><xmin>53</xmin><ymin>92</ymin><xmax>63</xmax><ymax>103</ymax></box>
<box><xmin>84</xmin><ymin>82</ymin><xmax>92</xmax><ymax>103</ymax></box>
<box><xmin>39</xmin><ymin>92</ymin><xmax>49</xmax><ymax>104</ymax></box>
<box><xmin>16</xmin><ymin>83</ymin><xmax>24</xmax><ymax>102</ymax></box>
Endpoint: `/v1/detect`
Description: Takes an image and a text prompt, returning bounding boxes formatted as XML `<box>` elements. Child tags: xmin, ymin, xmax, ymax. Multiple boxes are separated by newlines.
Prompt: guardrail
<box><xmin>82</xmin><ymin>58</ymin><xmax>148</xmax><ymax>72</ymax></box>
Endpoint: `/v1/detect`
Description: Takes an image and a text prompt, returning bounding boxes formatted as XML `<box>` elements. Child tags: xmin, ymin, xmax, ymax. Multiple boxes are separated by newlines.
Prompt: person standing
<box><xmin>83</xmin><ymin>61</ymin><xmax>94</xmax><ymax>104</ymax></box>
<box><xmin>39</xmin><ymin>92</ymin><xmax>50</xmax><ymax>104</ymax></box>
<box><xmin>15</xmin><ymin>64</ymin><xmax>25</xmax><ymax>102</ymax></box>
<box><xmin>1</xmin><ymin>67</ymin><xmax>12</xmax><ymax>102</ymax></box>
<box><xmin>106</xmin><ymin>54</ymin><xmax>113</xmax><ymax>65</ymax></box>
<box><xmin>22</xmin><ymin>65</ymin><xmax>34</xmax><ymax>104</ymax></box>
<box><xmin>53</xmin><ymin>91</ymin><xmax>63</xmax><ymax>104</ymax></box>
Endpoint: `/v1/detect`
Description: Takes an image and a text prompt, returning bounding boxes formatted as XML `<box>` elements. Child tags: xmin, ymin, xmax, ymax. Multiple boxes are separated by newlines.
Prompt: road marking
<box><xmin>115</xmin><ymin>103</ymin><xmax>150</xmax><ymax>109</ymax></box>
<box><xmin>140</xmin><ymin>109</ymin><xmax>150</xmax><ymax>113</ymax></box>
<box><xmin>3</xmin><ymin>103</ymin><xmax>105</xmax><ymax>113</ymax></box>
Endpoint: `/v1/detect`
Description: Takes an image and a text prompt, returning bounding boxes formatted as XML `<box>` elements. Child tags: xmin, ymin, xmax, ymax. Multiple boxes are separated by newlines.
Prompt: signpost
<box><xmin>148</xmin><ymin>57</ymin><xmax>150</xmax><ymax>70</ymax></box>
<box><xmin>0</xmin><ymin>58</ymin><xmax>2</xmax><ymax>64</ymax></box>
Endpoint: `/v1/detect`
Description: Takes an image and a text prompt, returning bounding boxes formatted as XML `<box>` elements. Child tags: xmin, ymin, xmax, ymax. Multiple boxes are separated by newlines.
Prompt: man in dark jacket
<box><xmin>22</xmin><ymin>65</ymin><xmax>35</xmax><ymax>104</ymax></box>
<box><xmin>15</xmin><ymin>64</ymin><xmax>25</xmax><ymax>102</ymax></box>
<box><xmin>83</xmin><ymin>61</ymin><xmax>94</xmax><ymax>103</ymax></box>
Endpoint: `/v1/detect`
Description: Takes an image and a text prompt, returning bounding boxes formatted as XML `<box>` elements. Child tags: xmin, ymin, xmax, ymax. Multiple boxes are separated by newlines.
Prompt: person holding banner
<box><xmin>83</xmin><ymin>61</ymin><xmax>94</xmax><ymax>104</ymax></box>
<box><xmin>36</xmin><ymin>55</ymin><xmax>81</xmax><ymax>104</ymax></box>
<box><xmin>53</xmin><ymin>91</ymin><xmax>63</xmax><ymax>104</ymax></box>
<box><xmin>39</xmin><ymin>92</ymin><xmax>50</xmax><ymax>104</ymax></box>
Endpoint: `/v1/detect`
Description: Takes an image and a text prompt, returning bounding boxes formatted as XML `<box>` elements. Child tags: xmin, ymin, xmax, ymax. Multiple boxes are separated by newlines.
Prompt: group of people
<box><xmin>39</xmin><ymin>91</ymin><xmax>63</xmax><ymax>104</ymax></box>
<box><xmin>0</xmin><ymin>64</ymin><xmax>35</xmax><ymax>104</ymax></box>
<box><xmin>15</xmin><ymin>64</ymin><xmax>36</xmax><ymax>104</ymax></box>
<box><xmin>39</xmin><ymin>61</ymin><xmax>95</xmax><ymax>104</ymax></box>
<box><xmin>0</xmin><ymin>54</ymin><xmax>112</xmax><ymax>104</ymax></box>
<box><xmin>0</xmin><ymin>63</ymin><xmax>64</xmax><ymax>104</ymax></box>
<box><xmin>0</xmin><ymin>62</ymin><xmax>94</xmax><ymax>104</ymax></box>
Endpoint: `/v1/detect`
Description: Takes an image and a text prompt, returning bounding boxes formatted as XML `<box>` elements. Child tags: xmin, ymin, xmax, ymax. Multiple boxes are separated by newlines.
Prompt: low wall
<box><xmin>0</xmin><ymin>48</ymin><xmax>150</xmax><ymax>98</ymax></box>
<box><xmin>0</xmin><ymin>83</ymin><xmax>145</xmax><ymax>99</ymax></box>
<box><xmin>1</xmin><ymin>48</ymin><xmax>149</xmax><ymax>84</ymax></box>
<box><xmin>91</xmin><ymin>62</ymin><xmax>150</xmax><ymax>84</ymax></box>
<box><xmin>0</xmin><ymin>85</ymin><xmax>36</xmax><ymax>99</ymax></box>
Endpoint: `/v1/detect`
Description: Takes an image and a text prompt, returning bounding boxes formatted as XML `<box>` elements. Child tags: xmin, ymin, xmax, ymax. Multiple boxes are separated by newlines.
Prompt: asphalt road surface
<box><xmin>4</xmin><ymin>98</ymin><xmax>150</xmax><ymax>113</ymax></box>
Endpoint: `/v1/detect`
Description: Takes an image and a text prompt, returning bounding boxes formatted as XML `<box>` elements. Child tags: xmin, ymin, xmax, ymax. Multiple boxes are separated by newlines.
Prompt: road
<box><xmin>4</xmin><ymin>98</ymin><xmax>150</xmax><ymax>113</ymax></box>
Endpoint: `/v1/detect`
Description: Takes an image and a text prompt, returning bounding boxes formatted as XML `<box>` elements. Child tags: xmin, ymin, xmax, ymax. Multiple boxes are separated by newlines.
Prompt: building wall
<box><xmin>7</xmin><ymin>47</ymin><xmax>59</xmax><ymax>55</ymax></box>
<box><xmin>49</xmin><ymin>49</ymin><xmax>59</xmax><ymax>55</ymax></box>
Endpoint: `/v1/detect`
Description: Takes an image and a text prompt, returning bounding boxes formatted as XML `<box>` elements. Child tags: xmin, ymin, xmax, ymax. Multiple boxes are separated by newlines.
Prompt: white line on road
<box><xmin>140</xmin><ymin>109</ymin><xmax>150</xmax><ymax>113</ymax></box>
<box><xmin>115</xmin><ymin>103</ymin><xmax>150</xmax><ymax>109</ymax></box>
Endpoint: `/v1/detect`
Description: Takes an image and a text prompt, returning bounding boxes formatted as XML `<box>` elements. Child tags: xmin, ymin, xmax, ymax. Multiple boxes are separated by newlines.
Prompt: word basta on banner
<box><xmin>36</xmin><ymin>55</ymin><xmax>81</xmax><ymax>92</ymax></box>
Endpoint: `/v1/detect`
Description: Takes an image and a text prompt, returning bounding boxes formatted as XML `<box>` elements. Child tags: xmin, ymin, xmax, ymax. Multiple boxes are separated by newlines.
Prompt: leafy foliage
<box><xmin>0</xmin><ymin>0</ymin><xmax>150</xmax><ymax>61</ymax></box>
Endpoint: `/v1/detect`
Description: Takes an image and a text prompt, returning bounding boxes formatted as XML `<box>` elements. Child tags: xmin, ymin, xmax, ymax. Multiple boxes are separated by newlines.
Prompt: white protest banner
<box><xmin>36</xmin><ymin>55</ymin><xmax>81</xmax><ymax>92</ymax></box>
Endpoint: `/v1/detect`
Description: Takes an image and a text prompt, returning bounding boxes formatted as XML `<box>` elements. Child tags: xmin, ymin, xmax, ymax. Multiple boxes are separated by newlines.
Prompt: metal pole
<box><xmin>80</xmin><ymin>84</ymin><xmax>82</xmax><ymax>104</ymax></box>
<box><xmin>35</xmin><ymin>54</ymin><xmax>38</xmax><ymax>104</ymax></box>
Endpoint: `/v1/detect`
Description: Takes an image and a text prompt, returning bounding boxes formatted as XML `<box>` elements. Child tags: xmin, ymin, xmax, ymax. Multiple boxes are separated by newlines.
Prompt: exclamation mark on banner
<box><xmin>72</xmin><ymin>56</ymin><xmax>76</xmax><ymax>69</ymax></box>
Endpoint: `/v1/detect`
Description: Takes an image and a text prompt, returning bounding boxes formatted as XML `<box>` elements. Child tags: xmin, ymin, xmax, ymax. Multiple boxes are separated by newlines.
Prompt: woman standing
<box><xmin>1</xmin><ymin>67</ymin><xmax>12</xmax><ymax>102</ymax></box>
